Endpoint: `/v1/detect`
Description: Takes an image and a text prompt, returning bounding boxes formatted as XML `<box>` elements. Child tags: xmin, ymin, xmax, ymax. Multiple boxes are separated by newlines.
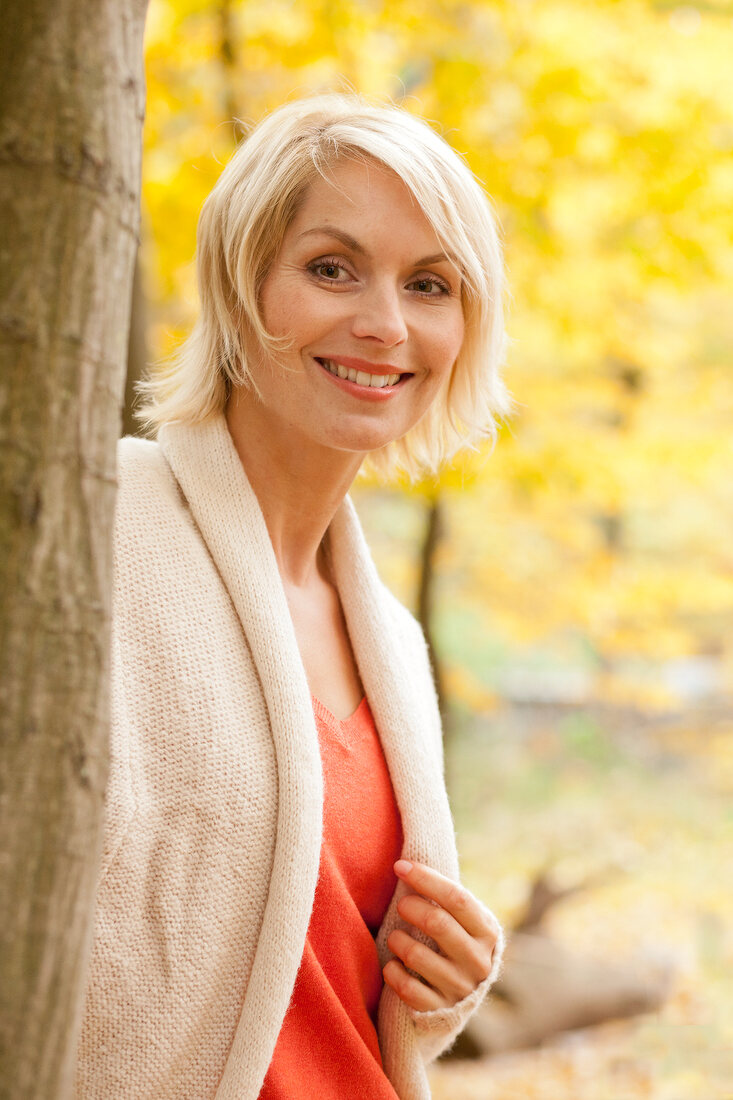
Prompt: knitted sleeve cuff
<box><xmin>410</xmin><ymin>911</ymin><xmax>506</xmax><ymax>1065</ymax></box>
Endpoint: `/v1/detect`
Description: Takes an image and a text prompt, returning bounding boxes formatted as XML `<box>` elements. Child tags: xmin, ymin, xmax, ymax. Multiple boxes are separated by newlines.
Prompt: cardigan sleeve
<box><xmin>385</xmin><ymin>598</ymin><xmax>508</xmax><ymax>1064</ymax></box>
<box><xmin>410</xmin><ymin>909</ymin><xmax>506</xmax><ymax>1064</ymax></box>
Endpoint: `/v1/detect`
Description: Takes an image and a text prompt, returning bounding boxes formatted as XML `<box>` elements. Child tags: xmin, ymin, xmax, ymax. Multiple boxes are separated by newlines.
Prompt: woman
<box><xmin>76</xmin><ymin>93</ymin><xmax>511</xmax><ymax>1099</ymax></box>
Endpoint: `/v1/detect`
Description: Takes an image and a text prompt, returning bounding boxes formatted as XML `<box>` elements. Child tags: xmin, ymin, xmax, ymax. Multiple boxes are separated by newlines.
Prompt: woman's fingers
<box><xmin>393</xmin><ymin>860</ymin><xmax>500</xmax><ymax>978</ymax></box>
<box><xmin>386</xmin><ymin>927</ymin><xmax>476</xmax><ymax>1002</ymax></box>
<box><xmin>394</xmin><ymin>860</ymin><xmax>500</xmax><ymax>942</ymax></box>
<box><xmin>395</xmin><ymin>893</ymin><xmax>495</xmax><ymax>987</ymax></box>
<box><xmin>382</xmin><ymin>860</ymin><xmax>502</xmax><ymax>1012</ymax></box>
<box><xmin>382</xmin><ymin>958</ymin><xmax>445</xmax><ymax>1012</ymax></box>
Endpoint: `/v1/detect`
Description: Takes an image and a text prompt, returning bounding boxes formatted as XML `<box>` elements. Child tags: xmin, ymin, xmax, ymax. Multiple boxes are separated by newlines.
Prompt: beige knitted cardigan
<box><xmin>75</xmin><ymin>415</ymin><xmax>505</xmax><ymax>1100</ymax></box>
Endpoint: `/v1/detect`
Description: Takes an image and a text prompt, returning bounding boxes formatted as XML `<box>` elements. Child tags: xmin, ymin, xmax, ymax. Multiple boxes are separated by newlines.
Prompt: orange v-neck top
<box><xmin>259</xmin><ymin>696</ymin><xmax>404</xmax><ymax>1100</ymax></box>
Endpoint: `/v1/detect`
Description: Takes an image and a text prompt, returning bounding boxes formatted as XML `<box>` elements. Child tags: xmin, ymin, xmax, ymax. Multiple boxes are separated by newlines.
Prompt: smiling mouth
<box><xmin>315</xmin><ymin>358</ymin><xmax>410</xmax><ymax>390</ymax></box>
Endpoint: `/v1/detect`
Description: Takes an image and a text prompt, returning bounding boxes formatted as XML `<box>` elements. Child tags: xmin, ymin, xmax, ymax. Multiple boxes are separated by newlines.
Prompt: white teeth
<box><xmin>320</xmin><ymin>359</ymin><xmax>403</xmax><ymax>389</ymax></box>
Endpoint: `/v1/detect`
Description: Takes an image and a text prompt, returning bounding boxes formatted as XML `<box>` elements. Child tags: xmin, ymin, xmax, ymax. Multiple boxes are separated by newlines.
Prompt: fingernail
<box><xmin>394</xmin><ymin>859</ymin><xmax>413</xmax><ymax>875</ymax></box>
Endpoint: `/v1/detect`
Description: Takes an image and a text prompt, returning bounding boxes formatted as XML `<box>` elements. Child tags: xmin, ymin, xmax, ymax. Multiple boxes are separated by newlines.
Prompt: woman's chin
<box><xmin>323</xmin><ymin>426</ymin><xmax>402</xmax><ymax>458</ymax></box>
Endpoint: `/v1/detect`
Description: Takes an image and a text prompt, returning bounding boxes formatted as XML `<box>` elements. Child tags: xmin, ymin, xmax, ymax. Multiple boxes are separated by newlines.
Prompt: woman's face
<box><xmin>249</xmin><ymin>156</ymin><xmax>465</xmax><ymax>461</ymax></box>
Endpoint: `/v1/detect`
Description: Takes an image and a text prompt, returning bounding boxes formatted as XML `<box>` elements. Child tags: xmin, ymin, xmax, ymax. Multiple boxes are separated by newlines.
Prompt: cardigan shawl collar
<box><xmin>157</xmin><ymin>415</ymin><xmax>461</xmax><ymax>1098</ymax></box>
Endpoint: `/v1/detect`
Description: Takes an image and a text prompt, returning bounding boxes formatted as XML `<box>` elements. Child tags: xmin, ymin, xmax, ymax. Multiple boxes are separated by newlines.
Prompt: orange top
<box><xmin>259</xmin><ymin>696</ymin><xmax>404</xmax><ymax>1100</ymax></box>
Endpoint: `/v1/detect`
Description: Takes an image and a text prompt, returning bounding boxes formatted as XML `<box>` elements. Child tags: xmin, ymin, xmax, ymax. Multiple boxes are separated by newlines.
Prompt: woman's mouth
<box><xmin>315</xmin><ymin>357</ymin><xmax>409</xmax><ymax>390</ymax></box>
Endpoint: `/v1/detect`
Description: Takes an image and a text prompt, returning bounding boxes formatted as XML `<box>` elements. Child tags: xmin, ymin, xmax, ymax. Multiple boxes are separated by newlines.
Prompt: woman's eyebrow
<box><xmin>415</xmin><ymin>252</ymin><xmax>454</xmax><ymax>267</ymax></box>
<box><xmin>298</xmin><ymin>225</ymin><xmax>365</xmax><ymax>253</ymax></box>
<box><xmin>298</xmin><ymin>225</ymin><xmax>457</xmax><ymax>269</ymax></box>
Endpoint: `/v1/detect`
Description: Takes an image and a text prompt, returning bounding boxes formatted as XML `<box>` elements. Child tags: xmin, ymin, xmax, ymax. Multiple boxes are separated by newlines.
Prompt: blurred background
<box><xmin>133</xmin><ymin>1</ymin><xmax>733</xmax><ymax>1095</ymax></box>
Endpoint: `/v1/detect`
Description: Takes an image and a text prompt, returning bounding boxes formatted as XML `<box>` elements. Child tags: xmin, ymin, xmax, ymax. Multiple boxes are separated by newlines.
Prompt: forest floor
<box><xmin>427</xmin><ymin>701</ymin><xmax>733</xmax><ymax>1100</ymax></box>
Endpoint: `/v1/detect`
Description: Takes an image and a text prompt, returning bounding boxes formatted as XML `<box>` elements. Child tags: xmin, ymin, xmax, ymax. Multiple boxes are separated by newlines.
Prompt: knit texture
<box><xmin>75</xmin><ymin>414</ymin><xmax>505</xmax><ymax>1099</ymax></box>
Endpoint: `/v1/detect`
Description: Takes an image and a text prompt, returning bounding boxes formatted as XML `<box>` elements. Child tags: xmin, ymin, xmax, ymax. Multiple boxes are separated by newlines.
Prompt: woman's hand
<box><xmin>383</xmin><ymin>859</ymin><xmax>501</xmax><ymax>1012</ymax></box>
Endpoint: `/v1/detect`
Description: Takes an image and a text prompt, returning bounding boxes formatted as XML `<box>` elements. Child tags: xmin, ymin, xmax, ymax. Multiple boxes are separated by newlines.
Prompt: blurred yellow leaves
<box><xmin>139</xmin><ymin>13</ymin><xmax>733</xmax><ymax>1095</ymax></box>
<box><xmin>141</xmin><ymin>0</ymin><xmax>733</xmax><ymax>709</ymax></box>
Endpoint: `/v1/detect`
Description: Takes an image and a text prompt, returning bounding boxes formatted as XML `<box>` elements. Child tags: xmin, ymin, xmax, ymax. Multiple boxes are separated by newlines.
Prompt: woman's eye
<box><xmin>309</xmin><ymin>259</ymin><xmax>349</xmax><ymax>282</ymax></box>
<box><xmin>318</xmin><ymin>263</ymin><xmax>340</xmax><ymax>279</ymax></box>
<box><xmin>410</xmin><ymin>276</ymin><xmax>450</xmax><ymax>296</ymax></box>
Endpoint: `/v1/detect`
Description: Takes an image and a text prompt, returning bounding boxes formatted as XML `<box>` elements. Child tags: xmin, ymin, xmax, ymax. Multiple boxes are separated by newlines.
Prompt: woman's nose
<box><xmin>350</xmin><ymin>282</ymin><xmax>408</xmax><ymax>347</ymax></box>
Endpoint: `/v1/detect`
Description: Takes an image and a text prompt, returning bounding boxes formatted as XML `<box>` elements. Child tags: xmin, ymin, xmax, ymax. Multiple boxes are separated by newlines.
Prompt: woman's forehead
<box><xmin>285</xmin><ymin>158</ymin><xmax>449</xmax><ymax>261</ymax></box>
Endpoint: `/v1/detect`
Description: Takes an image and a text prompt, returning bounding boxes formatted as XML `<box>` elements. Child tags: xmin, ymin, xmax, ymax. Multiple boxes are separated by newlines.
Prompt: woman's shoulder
<box><xmin>117</xmin><ymin>433</ymin><xmax>165</xmax><ymax>480</ymax></box>
<box><xmin>117</xmin><ymin>433</ymin><xmax>180</xmax><ymax>492</ymax></box>
<box><xmin>115</xmin><ymin>434</ymin><xmax>187</xmax><ymax>529</ymax></box>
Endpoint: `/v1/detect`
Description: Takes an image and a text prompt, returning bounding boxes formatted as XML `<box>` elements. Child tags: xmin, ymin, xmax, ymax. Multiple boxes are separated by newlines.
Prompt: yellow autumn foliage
<box><xmin>140</xmin><ymin>10</ymin><xmax>733</xmax><ymax>1089</ymax></box>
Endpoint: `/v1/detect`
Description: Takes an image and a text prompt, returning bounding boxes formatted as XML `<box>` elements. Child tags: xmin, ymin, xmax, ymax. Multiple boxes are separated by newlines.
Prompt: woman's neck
<box><xmin>225</xmin><ymin>389</ymin><xmax>363</xmax><ymax>588</ymax></box>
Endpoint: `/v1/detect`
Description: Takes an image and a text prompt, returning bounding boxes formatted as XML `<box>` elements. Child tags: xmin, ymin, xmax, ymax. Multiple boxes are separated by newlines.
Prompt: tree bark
<box><xmin>0</xmin><ymin>1</ymin><xmax>148</xmax><ymax>1097</ymax></box>
<box><xmin>417</xmin><ymin>494</ymin><xmax>448</xmax><ymax>722</ymax></box>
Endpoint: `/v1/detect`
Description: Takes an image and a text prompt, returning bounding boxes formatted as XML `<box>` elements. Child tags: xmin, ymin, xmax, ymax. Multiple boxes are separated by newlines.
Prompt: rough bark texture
<box><xmin>0</xmin><ymin>1</ymin><xmax>148</xmax><ymax>1097</ymax></box>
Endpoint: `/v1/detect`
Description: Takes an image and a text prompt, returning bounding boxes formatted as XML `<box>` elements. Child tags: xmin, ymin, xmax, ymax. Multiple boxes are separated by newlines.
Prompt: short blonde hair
<box><xmin>139</xmin><ymin>92</ymin><xmax>512</xmax><ymax>480</ymax></box>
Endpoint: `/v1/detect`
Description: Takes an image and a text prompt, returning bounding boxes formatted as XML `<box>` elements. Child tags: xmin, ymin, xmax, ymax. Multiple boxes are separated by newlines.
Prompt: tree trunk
<box><xmin>219</xmin><ymin>0</ymin><xmax>246</xmax><ymax>143</ymax></box>
<box><xmin>417</xmin><ymin>494</ymin><xmax>448</xmax><ymax>722</ymax></box>
<box><xmin>122</xmin><ymin>250</ymin><xmax>148</xmax><ymax>438</ymax></box>
<box><xmin>0</xmin><ymin>2</ymin><xmax>148</xmax><ymax>1097</ymax></box>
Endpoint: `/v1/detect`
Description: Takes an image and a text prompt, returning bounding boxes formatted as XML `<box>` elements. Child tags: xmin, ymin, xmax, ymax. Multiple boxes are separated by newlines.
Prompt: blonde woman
<box><xmin>76</xmin><ymin>94</ymin><xmax>511</xmax><ymax>1100</ymax></box>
